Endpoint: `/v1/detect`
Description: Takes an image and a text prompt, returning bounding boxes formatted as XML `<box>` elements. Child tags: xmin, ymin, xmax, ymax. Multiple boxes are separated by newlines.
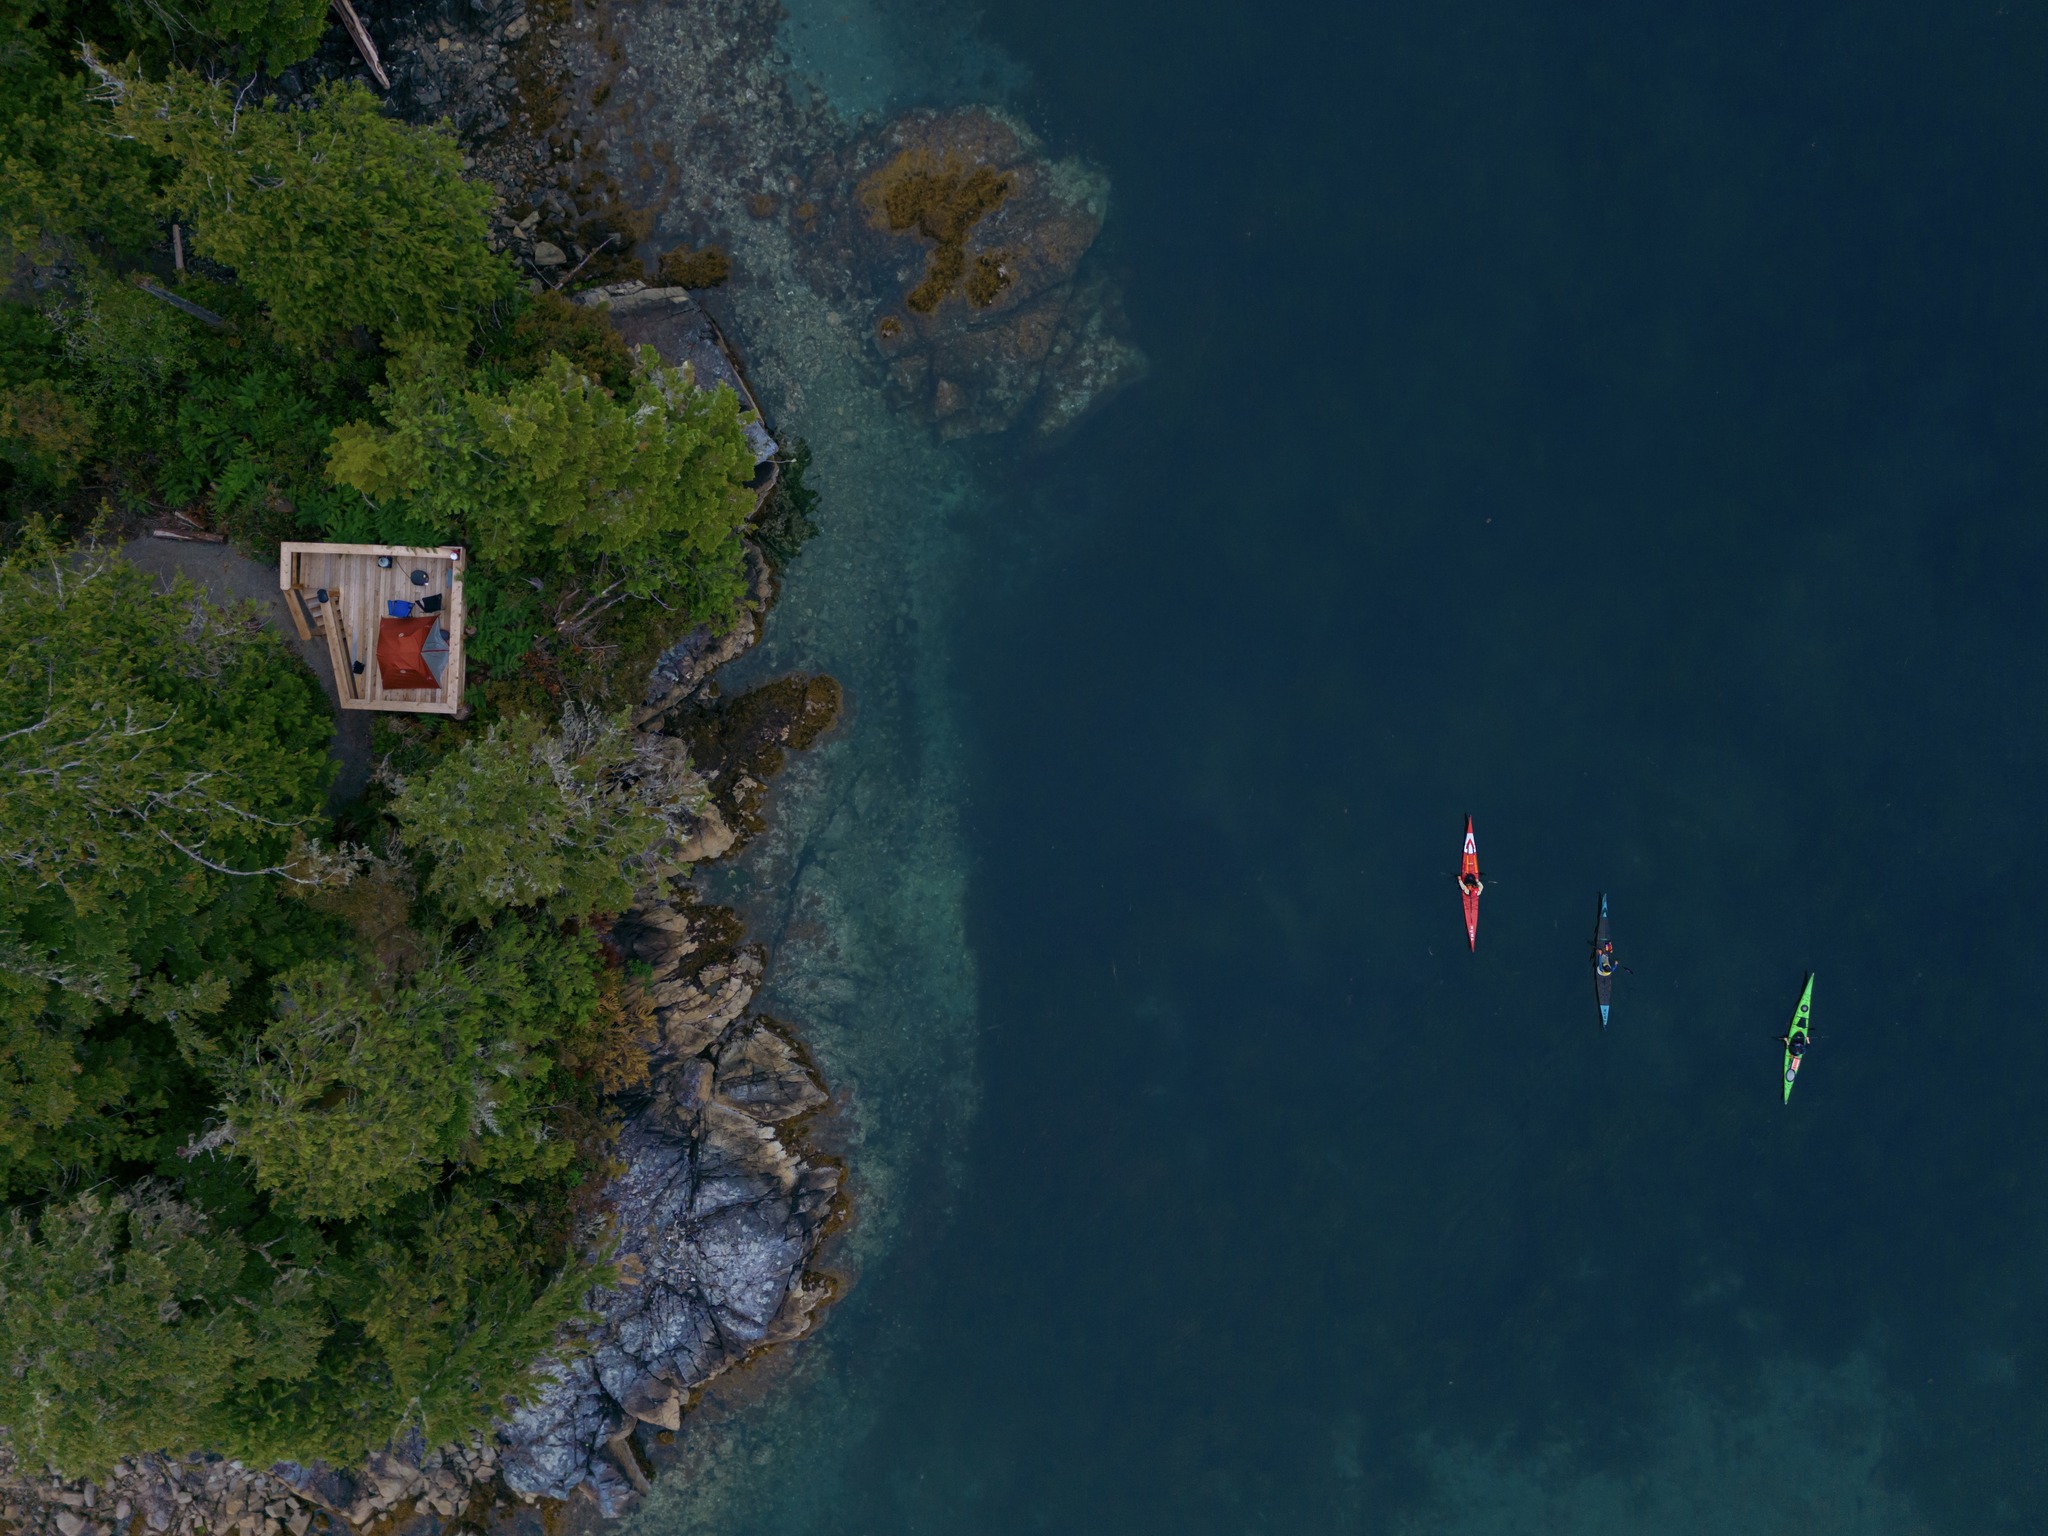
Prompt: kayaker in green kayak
<box><xmin>1781</xmin><ymin>973</ymin><xmax>1815</xmax><ymax>1103</ymax></box>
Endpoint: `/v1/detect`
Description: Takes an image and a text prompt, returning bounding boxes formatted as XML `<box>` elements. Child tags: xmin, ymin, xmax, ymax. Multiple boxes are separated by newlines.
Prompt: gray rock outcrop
<box><xmin>494</xmin><ymin>906</ymin><xmax>840</xmax><ymax>1516</ymax></box>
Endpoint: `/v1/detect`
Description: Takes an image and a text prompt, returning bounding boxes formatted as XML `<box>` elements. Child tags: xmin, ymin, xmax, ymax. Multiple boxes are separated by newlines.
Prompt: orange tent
<box><xmin>377</xmin><ymin>614</ymin><xmax>440</xmax><ymax>690</ymax></box>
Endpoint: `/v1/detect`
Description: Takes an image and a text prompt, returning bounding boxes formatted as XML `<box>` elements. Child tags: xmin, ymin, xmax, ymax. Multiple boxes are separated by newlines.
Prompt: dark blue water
<box><xmin>662</xmin><ymin>3</ymin><xmax>2048</xmax><ymax>1530</ymax></box>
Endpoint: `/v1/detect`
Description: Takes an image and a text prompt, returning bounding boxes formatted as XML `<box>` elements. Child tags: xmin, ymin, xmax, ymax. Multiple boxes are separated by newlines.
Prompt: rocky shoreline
<box><xmin>492</xmin><ymin>587</ymin><xmax>850</xmax><ymax>1518</ymax></box>
<box><xmin>495</xmin><ymin>912</ymin><xmax>840</xmax><ymax>1517</ymax></box>
<box><xmin>3</xmin><ymin>0</ymin><xmax>1134</xmax><ymax>1527</ymax></box>
<box><xmin>0</xmin><ymin>567</ymin><xmax>848</xmax><ymax>1536</ymax></box>
<box><xmin>0</xmin><ymin>548</ymin><xmax>845</xmax><ymax>1536</ymax></box>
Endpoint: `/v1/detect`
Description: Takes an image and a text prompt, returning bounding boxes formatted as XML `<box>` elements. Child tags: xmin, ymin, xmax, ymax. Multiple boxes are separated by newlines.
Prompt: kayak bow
<box><xmin>1591</xmin><ymin>893</ymin><xmax>1614</xmax><ymax>1027</ymax></box>
<box><xmin>1782</xmin><ymin>973</ymin><xmax>1815</xmax><ymax>1104</ymax></box>
<box><xmin>1460</xmin><ymin>817</ymin><xmax>1480</xmax><ymax>951</ymax></box>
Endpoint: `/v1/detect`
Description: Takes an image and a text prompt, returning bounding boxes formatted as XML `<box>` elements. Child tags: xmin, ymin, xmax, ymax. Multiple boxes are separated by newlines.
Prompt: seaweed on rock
<box><xmin>657</xmin><ymin>244</ymin><xmax>732</xmax><ymax>289</ymax></box>
<box><xmin>664</xmin><ymin>673</ymin><xmax>843</xmax><ymax>844</ymax></box>
<box><xmin>860</xmin><ymin>150</ymin><xmax>1012</xmax><ymax>313</ymax></box>
<box><xmin>752</xmin><ymin>438</ymin><xmax>821</xmax><ymax>570</ymax></box>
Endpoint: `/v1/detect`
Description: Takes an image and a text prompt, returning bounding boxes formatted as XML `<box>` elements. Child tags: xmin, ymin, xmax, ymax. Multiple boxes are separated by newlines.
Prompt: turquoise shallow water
<box><xmin>633</xmin><ymin>2</ymin><xmax>2048</xmax><ymax>1530</ymax></box>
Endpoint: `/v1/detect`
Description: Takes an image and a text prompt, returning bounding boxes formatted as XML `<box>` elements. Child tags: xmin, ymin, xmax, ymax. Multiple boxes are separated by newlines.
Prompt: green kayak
<box><xmin>1781</xmin><ymin>973</ymin><xmax>1814</xmax><ymax>1105</ymax></box>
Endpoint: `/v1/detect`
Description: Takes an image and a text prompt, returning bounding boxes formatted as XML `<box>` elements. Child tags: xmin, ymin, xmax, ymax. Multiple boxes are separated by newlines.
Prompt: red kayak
<box><xmin>1459</xmin><ymin>816</ymin><xmax>1482</xmax><ymax>951</ymax></box>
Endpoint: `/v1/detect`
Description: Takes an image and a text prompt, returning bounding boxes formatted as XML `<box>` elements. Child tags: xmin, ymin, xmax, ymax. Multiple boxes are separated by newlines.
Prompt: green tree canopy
<box><xmin>220</xmin><ymin>955</ymin><xmax>480</xmax><ymax>1222</ymax></box>
<box><xmin>103</xmin><ymin>69</ymin><xmax>511</xmax><ymax>350</ymax></box>
<box><xmin>218</xmin><ymin>919</ymin><xmax>600</xmax><ymax>1221</ymax></box>
<box><xmin>389</xmin><ymin>708</ymin><xmax>685</xmax><ymax>927</ymax></box>
<box><xmin>0</xmin><ymin>0</ymin><xmax>163</xmax><ymax>254</ymax></box>
<box><xmin>181</xmin><ymin>0</ymin><xmax>332</xmax><ymax>75</ymax></box>
<box><xmin>327</xmin><ymin>343</ymin><xmax>756</xmax><ymax>603</ymax></box>
<box><xmin>0</xmin><ymin>528</ymin><xmax>334</xmax><ymax>1193</ymax></box>
<box><xmin>0</xmin><ymin>528</ymin><xmax>332</xmax><ymax>970</ymax></box>
<box><xmin>325</xmin><ymin>1186</ymin><xmax>594</xmax><ymax>1454</ymax></box>
<box><xmin>0</xmin><ymin>1184</ymin><xmax>327</xmax><ymax>1480</ymax></box>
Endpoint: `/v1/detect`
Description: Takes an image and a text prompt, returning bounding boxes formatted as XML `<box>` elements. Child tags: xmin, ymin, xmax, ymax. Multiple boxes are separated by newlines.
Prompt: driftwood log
<box><xmin>330</xmin><ymin>0</ymin><xmax>392</xmax><ymax>89</ymax></box>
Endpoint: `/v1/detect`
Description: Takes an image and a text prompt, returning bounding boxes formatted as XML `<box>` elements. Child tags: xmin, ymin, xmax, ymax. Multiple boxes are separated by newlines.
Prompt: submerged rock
<box><xmin>800</xmin><ymin>107</ymin><xmax>1148</xmax><ymax>440</ymax></box>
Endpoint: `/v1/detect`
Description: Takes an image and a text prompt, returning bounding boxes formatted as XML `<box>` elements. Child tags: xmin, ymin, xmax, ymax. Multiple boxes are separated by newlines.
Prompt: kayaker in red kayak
<box><xmin>1459</xmin><ymin>817</ymin><xmax>1483</xmax><ymax>950</ymax></box>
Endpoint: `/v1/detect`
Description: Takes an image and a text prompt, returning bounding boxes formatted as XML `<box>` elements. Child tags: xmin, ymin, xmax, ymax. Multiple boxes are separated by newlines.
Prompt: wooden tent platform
<box><xmin>278</xmin><ymin>542</ymin><xmax>468</xmax><ymax>714</ymax></box>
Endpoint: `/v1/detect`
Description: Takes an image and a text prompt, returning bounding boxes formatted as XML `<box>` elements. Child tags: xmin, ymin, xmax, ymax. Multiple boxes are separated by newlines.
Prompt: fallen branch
<box><xmin>551</xmin><ymin>576</ymin><xmax>630</xmax><ymax>640</ymax></box>
<box><xmin>135</xmin><ymin>280</ymin><xmax>227</xmax><ymax>329</ymax></box>
<box><xmin>151</xmin><ymin>528</ymin><xmax>229</xmax><ymax>543</ymax></box>
<box><xmin>553</xmin><ymin>233</ymin><xmax>618</xmax><ymax>291</ymax></box>
<box><xmin>177</xmin><ymin>1121</ymin><xmax>237</xmax><ymax>1160</ymax></box>
<box><xmin>330</xmin><ymin>0</ymin><xmax>391</xmax><ymax>90</ymax></box>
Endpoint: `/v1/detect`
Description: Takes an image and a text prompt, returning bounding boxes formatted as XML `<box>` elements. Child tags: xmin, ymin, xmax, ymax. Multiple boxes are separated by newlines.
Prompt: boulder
<box><xmin>714</xmin><ymin>1020</ymin><xmax>827</xmax><ymax>1123</ymax></box>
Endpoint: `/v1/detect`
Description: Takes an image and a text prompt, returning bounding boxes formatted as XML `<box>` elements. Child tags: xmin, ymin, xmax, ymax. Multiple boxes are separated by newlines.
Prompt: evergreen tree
<box><xmin>0</xmin><ymin>529</ymin><xmax>334</xmax><ymax>1193</ymax></box>
<box><xmin>102</xmin><ymin>70</ymin><xmax>511</xmax><ymax>351</ymax></box>
<box><xmin>327</xmin><ymin>343</ymin><xmax>756</xmax><ymax>608</ymax></box>
<box><xmin>182</xmin><ymin>0</ymin><xmax>333</xmax><ymax>75</ymax></box>
<box><xmin>323</xmin><ymin>1186</ymin><xmax>595</xmax><ymax>1455</ymax></box>
<box><xmin>0</xmin><ymin>0</ymin><xmax>162</xmax><ymax>255</ymax></box>
<box><xmin>219</xmin><ymin>918</ymin><xmax>602</xmax><ymax>1221</ymax></box>
<box><xmin>0</xmin><ymin>1184</ymin><xmax>327</xmax><ymax>1480</ymax></box>
<box><xmin>389</xmin><ymin>709</ymin><xmax>676</xmax><ymax>927</ymax></box>
<box><xmin>219</xmin><ymin>954</ymin><xmax>481</xmax><ymax>1222</ymax></box>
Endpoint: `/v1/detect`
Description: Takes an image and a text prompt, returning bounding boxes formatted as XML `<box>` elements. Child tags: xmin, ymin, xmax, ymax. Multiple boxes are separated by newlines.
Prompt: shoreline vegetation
<box><xmin>0</xmin><ymin>0</ymin><xmax>844</xmax><ymax>1524</ymax></box>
